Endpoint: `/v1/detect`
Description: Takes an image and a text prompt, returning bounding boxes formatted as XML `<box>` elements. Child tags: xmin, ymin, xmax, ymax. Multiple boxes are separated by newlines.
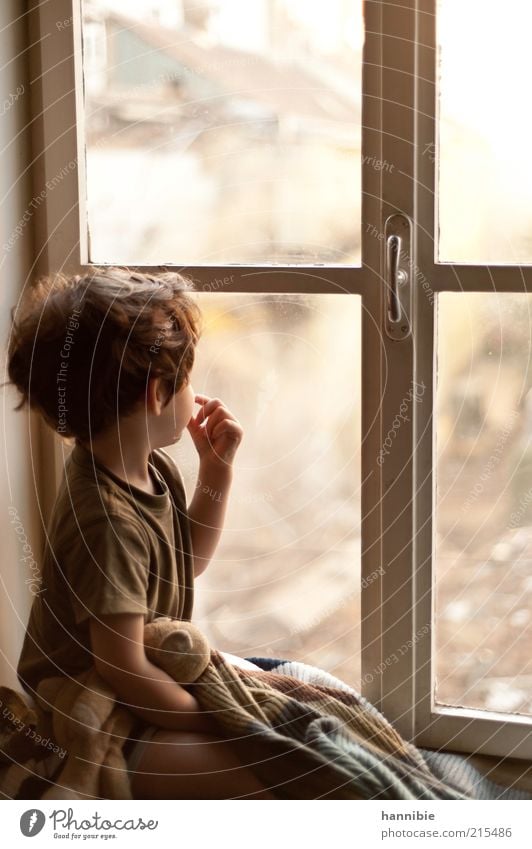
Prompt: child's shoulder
<box><xmin>61</xmin><ymin>443</ymin><xmax>186</xmax><ymax>513</ymax></box>
<box><xmin>149</xmin><ymin>447</ymin><xmax>187</xmax><ymax>494</ymax></box>
<box><xmin>51</xmin><ymin>446</ymin><xmax>142</xmax><ymax>531</ymax></box>
<box><xmin>150</xmin><ymin>445</ymin><xmax>183</xmax><ymax>475</ymax></box>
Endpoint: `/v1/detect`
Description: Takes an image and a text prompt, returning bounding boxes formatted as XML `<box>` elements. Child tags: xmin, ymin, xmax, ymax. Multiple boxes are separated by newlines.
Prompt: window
<box><xmin>31</xmin><ymin>0</ymin><xmax>532</xmax><ymax>758</ymax></box>
<box><xmin>437</xmin><ymin>0</ymin><xmax>532</xmax><ymax>263</ymax></box>
<box><xmin>82</xmin><ymin>0</ymin><xmax>362</xmax><ymax>266</ymax></box>
<box><xmin>174</xmin><ymin>293</ymin><xmax>361</xmax><ymax>683</ymax></box>
<box><xmin>435</xmin><ymin>294</ymin><xmax>532</xmax><ymax>717</ymax></box>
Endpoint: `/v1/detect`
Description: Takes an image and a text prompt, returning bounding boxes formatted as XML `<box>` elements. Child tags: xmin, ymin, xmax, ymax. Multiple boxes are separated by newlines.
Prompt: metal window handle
<box><xmin>383</xmin><ymin>214</ymin><xmax>411</xmax><ymax>341</ymax></box>
<box><xmin>387</xmin><ymin>234</ymin><xmax>408</xmax><ymax>323</ymax></box>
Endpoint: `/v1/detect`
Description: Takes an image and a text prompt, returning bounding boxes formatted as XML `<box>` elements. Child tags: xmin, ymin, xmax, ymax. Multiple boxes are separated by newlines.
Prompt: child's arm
<box><xmin>187</xmin><ymin>461</ymin><xmax>233</xmax><ymax>577</ymax></box>
<box><xmin>186</xmin><ymin>395</ymin><xmax>243</xmax><ymax>578</ymax></box>
<box><xmin>90</xmin><ymin>613</ymin><xmax>219</xmax><ymax>734</ymax></box>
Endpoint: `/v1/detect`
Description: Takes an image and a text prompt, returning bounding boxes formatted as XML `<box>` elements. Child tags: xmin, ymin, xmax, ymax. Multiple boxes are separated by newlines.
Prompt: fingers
<box><xmin>193</xmin><ymin>393</ymin><xmax>210</xmax><ymax>406</ymax></box>
<box><xmin>205</xmin><ymin>407</ymin><xmax>242</xmax><ymax>442</ymax></box>
<box><xmin>192</xmin><ymin>396</ymin><xmax>220</xmax><ymax>427</ymax></box>
<box><xmin>211</xmin><ymin>419</ymin><xmax>243</xmax><ymax>442</ymax></box>
<box><xmin>189</xmin><ymin>396</ymin><xmax>243</xmax><ymax>460</ymax></box>
<box><xmin>193</xmin><ymin>396</ymin><xmax>237</xmax><ymax>429</ymax></box>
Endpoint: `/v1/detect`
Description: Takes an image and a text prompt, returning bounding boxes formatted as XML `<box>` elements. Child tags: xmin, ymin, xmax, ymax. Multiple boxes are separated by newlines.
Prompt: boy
<box><xmin>6</xmin><ymin>266</ymin><xmax>274</xmax><ymax>799</ymax></box>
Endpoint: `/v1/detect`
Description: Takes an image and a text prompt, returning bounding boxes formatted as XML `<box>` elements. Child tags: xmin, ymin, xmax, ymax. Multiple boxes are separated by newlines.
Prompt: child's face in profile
<box><xmin>161</xmin><ymin>374</ymin><xmax>196</xmax><ymax>447</ymax></box>
<box><xmin>173</xmin><ymin>378</ymin><xmax>196</xmax><ymax>440</ymax></box>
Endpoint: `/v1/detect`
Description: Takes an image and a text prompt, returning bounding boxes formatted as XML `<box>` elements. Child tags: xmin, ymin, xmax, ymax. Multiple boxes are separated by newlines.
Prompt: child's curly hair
<box><xmin>4</xmin><ymin>266</ymin><xmax>203</xmax><ymax>443</ymax></box>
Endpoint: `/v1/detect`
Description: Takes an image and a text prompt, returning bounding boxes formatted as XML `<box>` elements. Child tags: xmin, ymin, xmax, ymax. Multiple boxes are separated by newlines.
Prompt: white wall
<box><xmin>0</xmin><ymin>1</ymin><xmax>42</xmax><ymax>691</ymax></box>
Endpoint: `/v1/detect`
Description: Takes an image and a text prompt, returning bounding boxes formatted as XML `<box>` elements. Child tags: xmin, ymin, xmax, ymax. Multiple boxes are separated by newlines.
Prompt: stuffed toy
<box><xmin>33</xmin><ymin>618</ymin><xmax>211</xmax><ymax>800</ymax></box>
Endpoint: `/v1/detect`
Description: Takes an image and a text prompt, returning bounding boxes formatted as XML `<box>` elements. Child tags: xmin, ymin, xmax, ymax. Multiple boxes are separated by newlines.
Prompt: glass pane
<box><xmin>81</xmin><ymin>1</ymin><xmax>363</xmax><ymax>266</ymax></box>
<box><xmin>437</xmin><ymin>0</ymin><xmax>532</xmax><ymax>263</ymax></box>
<box><xmin>166</xmin><ymin>293</ymin><xmax>361</xmax><ymax>687</ymax></box>
<box><xmin>435</xmin><ymin>293</ymin><xmax>532</xmax><ymax>715</ymax></box>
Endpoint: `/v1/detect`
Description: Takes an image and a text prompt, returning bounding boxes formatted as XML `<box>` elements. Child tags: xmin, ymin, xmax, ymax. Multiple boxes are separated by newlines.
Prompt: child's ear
<box><xmin>146</xmin><ymin>376</ymin><xmax>165</xmax><ymax>415</ymax></box>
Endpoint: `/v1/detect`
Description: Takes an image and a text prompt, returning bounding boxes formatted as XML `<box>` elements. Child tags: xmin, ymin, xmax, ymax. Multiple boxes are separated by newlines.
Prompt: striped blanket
<box><xmin>236</xmin><ymin>655</ymin><xmax>532</xmax><ymax>800</ymax></box>
<box><xmin>1</xmin><ymin>652</ymin><xmax>529</xmax><ymax>800</ymax></box>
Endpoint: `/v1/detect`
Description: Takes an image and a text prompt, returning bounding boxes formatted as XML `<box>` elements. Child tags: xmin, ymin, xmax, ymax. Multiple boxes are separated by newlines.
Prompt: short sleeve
<box><xmin>63</xmin><ymin>513</ymin><xmax>150</xmax><ymax>626</ymax></box>
<box><xmin>155</xmin><ymin>448</ymin><xmax>187</xmax><ymax>495</ymax></box>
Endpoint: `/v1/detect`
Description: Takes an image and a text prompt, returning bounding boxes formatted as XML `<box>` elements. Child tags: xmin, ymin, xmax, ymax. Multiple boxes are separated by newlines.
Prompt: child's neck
<box><xmin>79</xmin><ymin>421</ymin><xmax>155</xmax><ymax>494</ymax></box>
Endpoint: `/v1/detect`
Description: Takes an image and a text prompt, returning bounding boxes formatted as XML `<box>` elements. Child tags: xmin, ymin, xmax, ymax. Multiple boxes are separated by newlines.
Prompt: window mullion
<box><xmin>376</xmin><ymin>0</ymin><xmax>418</xmax><ymax>737</ymax></box>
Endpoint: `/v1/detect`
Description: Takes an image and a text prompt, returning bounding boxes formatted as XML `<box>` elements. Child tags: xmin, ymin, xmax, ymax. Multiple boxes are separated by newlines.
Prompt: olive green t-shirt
<box><xmin>17</xmin><ymin>441</ymin><xmax>195</xmax><ymax>700</ymax></box>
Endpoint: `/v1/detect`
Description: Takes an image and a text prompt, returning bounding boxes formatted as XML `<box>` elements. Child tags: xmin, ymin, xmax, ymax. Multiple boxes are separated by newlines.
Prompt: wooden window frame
<box><xmin>27</xmin><ymin>0</ymin><xmax>532</xmax><ymax>759</ymax></box>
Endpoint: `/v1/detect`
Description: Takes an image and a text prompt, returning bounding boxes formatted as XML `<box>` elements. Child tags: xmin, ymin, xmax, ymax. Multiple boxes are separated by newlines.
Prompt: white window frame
<box><xmin>27</xmin><ymin>0</ymin><xmax>532</xmax><ymax>759</ymax></box>
<box><xmin>412</xmin><ymin>0</ymin><xmax>532</xmax><ymax>758</ymax></box>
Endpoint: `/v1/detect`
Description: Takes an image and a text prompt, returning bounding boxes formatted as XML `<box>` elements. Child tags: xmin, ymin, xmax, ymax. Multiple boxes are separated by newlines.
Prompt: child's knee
<box><xmin>131</xmin><ymin>729</ymin><xmax>235</xmax><ymax>782</ymax></box>
<box><xmin>129</xmin><ymin>729</ymin><xmax>267</xmax><ymax>799</ymax></box>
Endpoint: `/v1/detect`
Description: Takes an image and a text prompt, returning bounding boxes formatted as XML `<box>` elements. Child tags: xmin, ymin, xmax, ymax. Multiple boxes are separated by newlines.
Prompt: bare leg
<box><xmin>129</xmin><ymin>730</ymin><xmax>276</xmax><ymax>800</ymax></box>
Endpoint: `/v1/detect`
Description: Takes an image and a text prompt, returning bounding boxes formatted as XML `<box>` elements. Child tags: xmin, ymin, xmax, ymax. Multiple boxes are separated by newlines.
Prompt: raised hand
<box><xmin>186</xmin><ymin>394</ymin><xmax>243</xmax><ymax>468</ymax></box>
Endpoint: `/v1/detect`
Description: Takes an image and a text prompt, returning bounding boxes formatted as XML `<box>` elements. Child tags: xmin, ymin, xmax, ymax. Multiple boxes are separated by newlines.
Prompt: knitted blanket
<box><xmin>241</xmin><ymin>656</ymin><xmax>532</xmax><ymax>800</ymax></box>
<box><xmin>1</xmin><ymin>652</ymin><xmax>529</xmax><ymax>800</ymax></box>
